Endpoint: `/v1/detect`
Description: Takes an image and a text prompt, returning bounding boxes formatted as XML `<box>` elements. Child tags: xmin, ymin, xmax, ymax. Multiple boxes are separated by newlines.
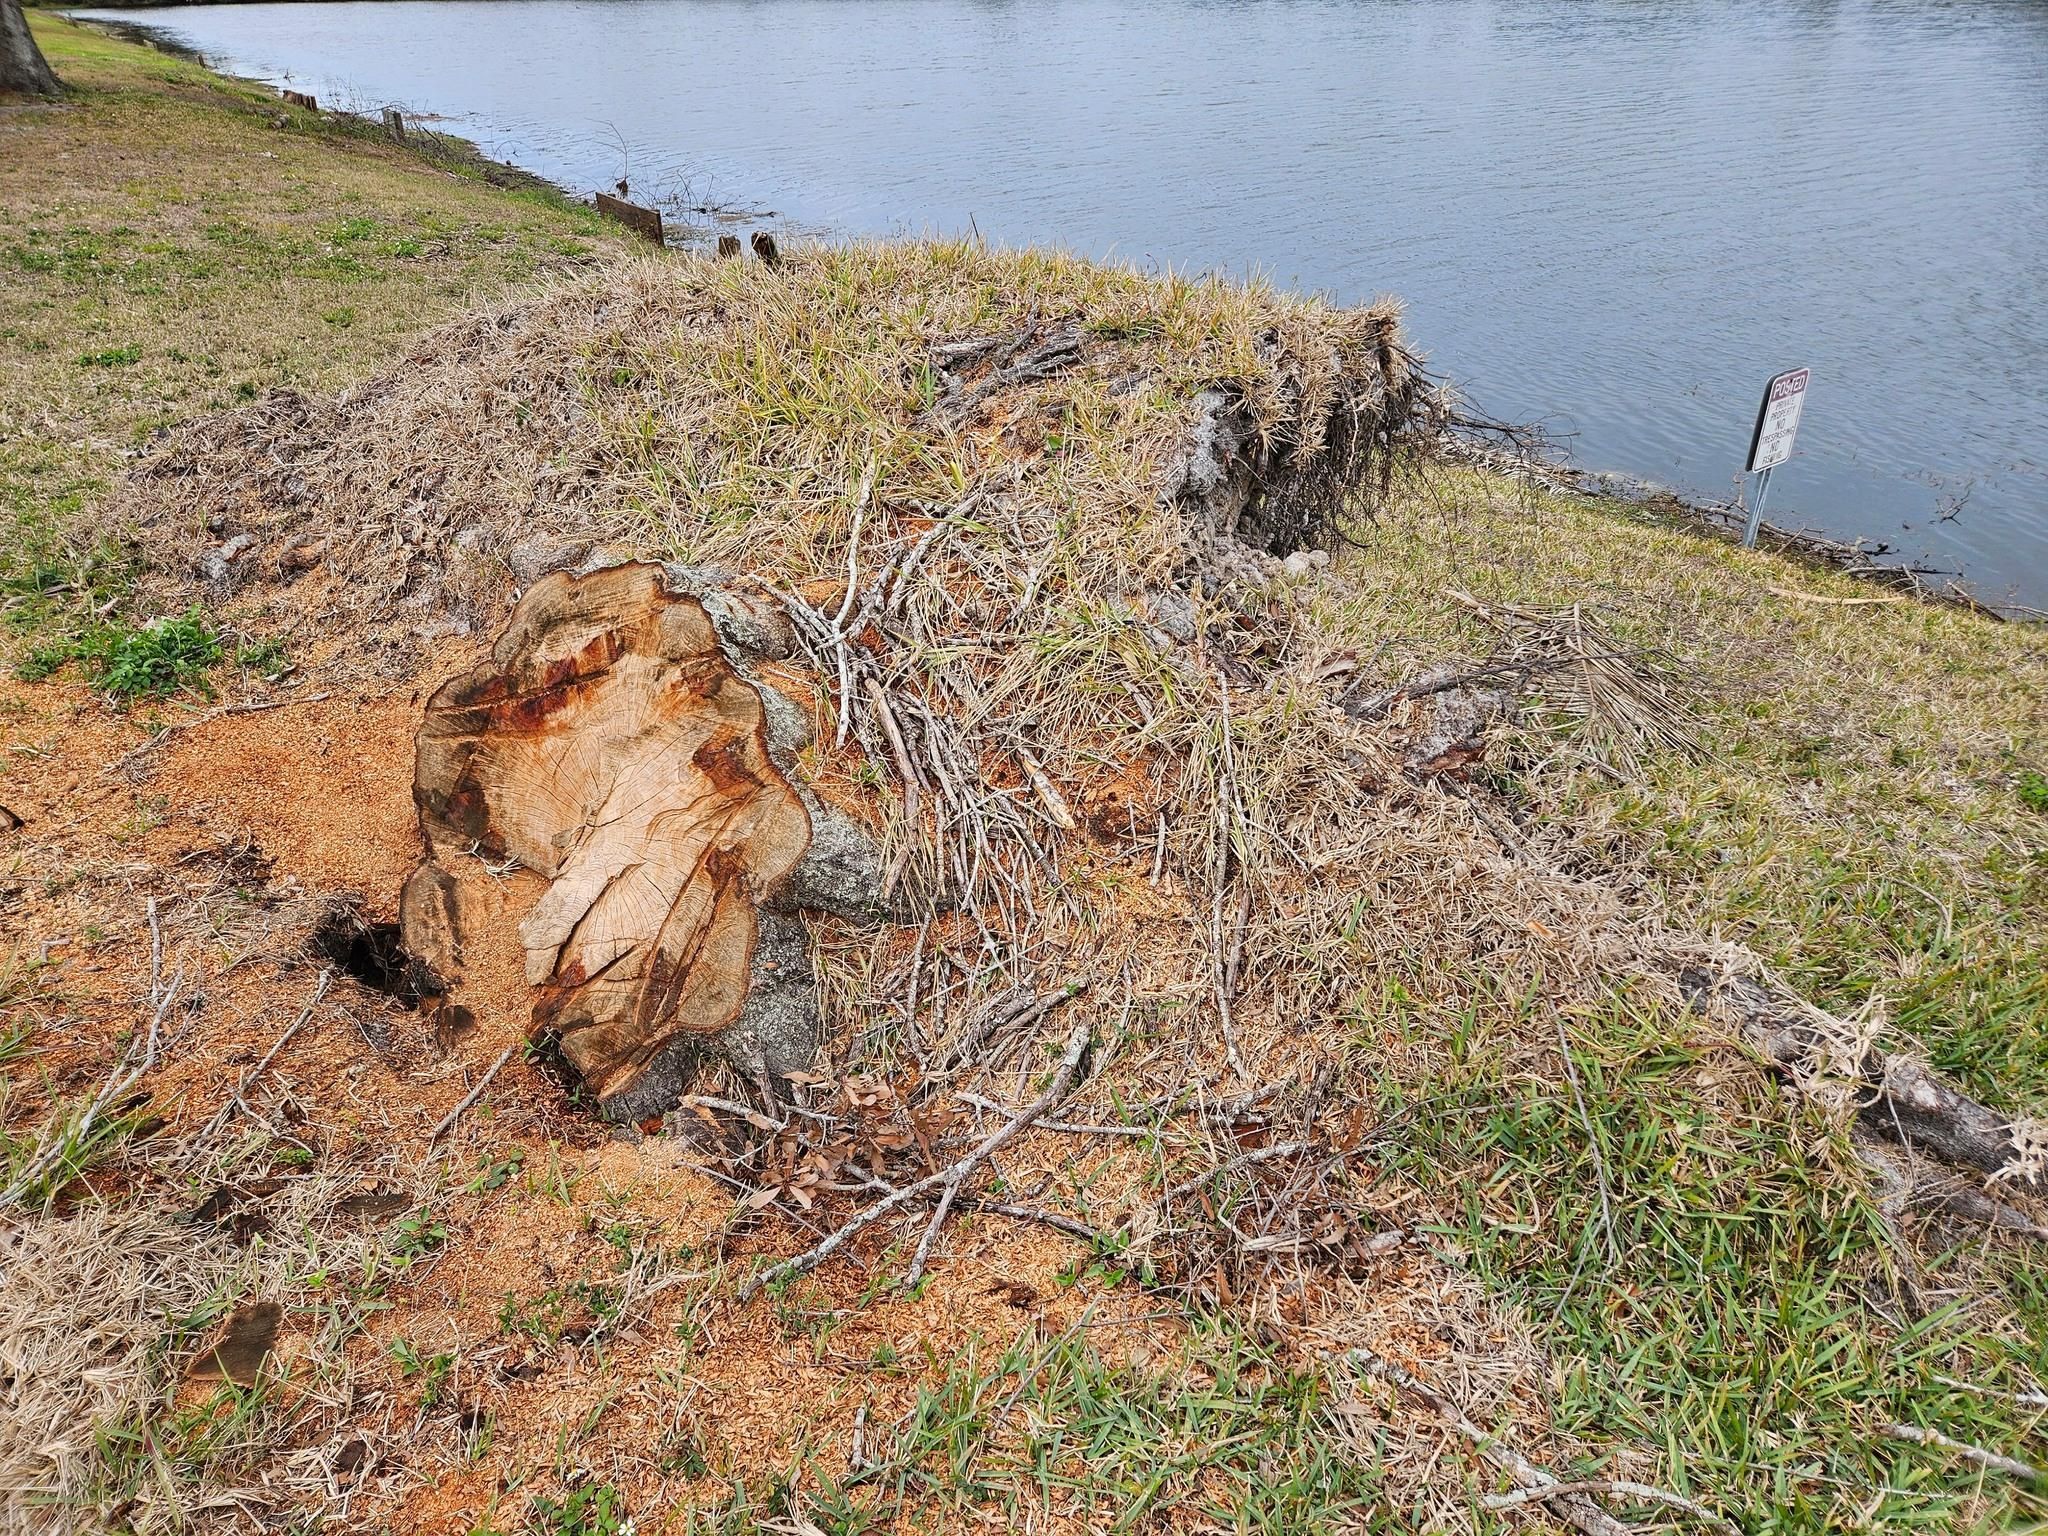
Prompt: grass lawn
<box><xmin>2</xmin><ymin>13</ymin><xmax>627</xmax><ymax>636</ymax></box>
<box><xmin>4</xmin><ymin>17</ymin><xmax>2048</xmax><ymax>1536</ymax></box>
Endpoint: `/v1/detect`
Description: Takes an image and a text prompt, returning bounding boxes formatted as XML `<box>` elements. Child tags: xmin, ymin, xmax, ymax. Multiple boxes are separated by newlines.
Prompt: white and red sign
<box><xmin>1746</xmin><ymin>367</ymin><xmax>1810</xmax><ymax>474</ymax></box>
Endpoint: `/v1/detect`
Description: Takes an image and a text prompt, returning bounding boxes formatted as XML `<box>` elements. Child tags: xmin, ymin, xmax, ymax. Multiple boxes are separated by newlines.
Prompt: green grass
<box><xmin>676</xmin><ymin>1320</ymin><xmax>1383</xmax><ymax>1534</ymax></box>
<box><xmin>523</xmin><ymin>1485</ymin><xmax>628</xmax><ymax>1536</ymax></box>
<box><xmin>1363</xmin><ymin>979</ymin><xmax>2048</xmax><ymax>1532</ymax></box>
<box><xmin>2019</xmin><ymin>770</ymin><xmax>2048</xmax><ymax>815</ymax></box>
<box><xmin>21</xmin><ymin>606</ymin><xmax>223</xmax><ymax>700</ymax></box>
<box><xmin>2</xmin><ymin>14</ymin><xmax>626</xmax><ymax>666</ymax></box>
<box><xmin>1326</xmin><ymin>467</ymin><xmax>2047</xmax><ymax>1102</ymax></box>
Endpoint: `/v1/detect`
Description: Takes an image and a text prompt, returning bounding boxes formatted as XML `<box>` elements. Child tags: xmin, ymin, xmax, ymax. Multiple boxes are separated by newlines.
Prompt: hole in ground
<box><xmin>311</xmin><ymin>907</ymin><xmax>430</xmax><ymax>1006</ymax></box>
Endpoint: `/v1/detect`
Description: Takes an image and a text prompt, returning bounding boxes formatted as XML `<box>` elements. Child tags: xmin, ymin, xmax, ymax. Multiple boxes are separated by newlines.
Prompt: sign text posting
<box><xmin>1746</xmin><ymin>367</ymin><xmax>1810</xmax><ymax>474</ymax></box>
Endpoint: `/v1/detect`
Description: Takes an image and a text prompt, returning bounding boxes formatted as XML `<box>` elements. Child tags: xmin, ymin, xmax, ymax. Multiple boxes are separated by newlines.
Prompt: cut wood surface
<box><xmin>404</xmin><ymin>563</ymin><xmax>815</xmax><ymax>1111</ymax></box>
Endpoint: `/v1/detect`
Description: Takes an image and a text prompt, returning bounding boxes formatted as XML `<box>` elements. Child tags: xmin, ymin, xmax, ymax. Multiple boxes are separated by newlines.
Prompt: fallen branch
<box><xmin>201</xmin><ymin>968</ymin><xmax>332</xmax><ymax>1137</ymax></box>
<box><xmin>863</xmin><ymin>676</ymin><xmax>923</xmax><ymax>825</ymax></box>
<box><xmin>1681</xmin><ymin>966</ymin><xmax>2048</xmax><ymax>1193</ymax></box>
<box><xmin>1482</xmin><ymin>1480</ymin><xmax>1743</xmax><ymax>1534</ymax></box>
<box><xmin>953</xmin><ymin>1091</ymin><xmax>1148</xmax><ymax>1137</ymax></box>
<box><xmin>428</xmin><ymin>1043</ymin><xmax>519</xmax><ymax>1144</ymax></box>
<box><xmin>1882</xmin><ymin>1422</ymin><xmax>2046</xmax><ymax>1483</ymax></box>
<box><xmin>956</xmin><ymin>1195</ymin><xmax>1103</xmax><ymax>1245</ymax></box>
<box><xmin>741</xmin><ymin>1022</ymin><xmax>1090</xmax><ymax>1298</ymax></box>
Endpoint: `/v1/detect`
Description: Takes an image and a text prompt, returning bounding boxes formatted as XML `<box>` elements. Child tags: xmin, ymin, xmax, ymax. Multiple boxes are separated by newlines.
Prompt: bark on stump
<box><xmin>401</xmin><ymin>562</ymin><xmax>882</xmax><ymax>1120</ymax></box>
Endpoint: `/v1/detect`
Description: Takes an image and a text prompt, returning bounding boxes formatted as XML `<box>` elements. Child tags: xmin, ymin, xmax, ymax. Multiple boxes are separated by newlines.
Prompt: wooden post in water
<box><xmin>596</xmin><ymin>193</ymin><xmax>665</xmax><ymax>246</ymax></box>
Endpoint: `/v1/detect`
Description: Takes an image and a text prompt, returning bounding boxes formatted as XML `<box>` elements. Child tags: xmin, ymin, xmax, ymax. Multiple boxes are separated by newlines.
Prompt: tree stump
<box><xmin>401</xmin><ymin>562</ymin><xmax>882</xmax><ymax>1119</ymax></box>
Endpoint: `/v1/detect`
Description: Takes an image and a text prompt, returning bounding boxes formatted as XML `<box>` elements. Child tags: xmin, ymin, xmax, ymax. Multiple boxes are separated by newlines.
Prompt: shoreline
<box><xmin>53</xmin><ymin>9</ymin><xmax>2026</xmax><ymax>619</ymax></box>
<box><xmin>65</xmin><ymin>10</ymin><xmax>577</xmax><ymax>202</ymax></box>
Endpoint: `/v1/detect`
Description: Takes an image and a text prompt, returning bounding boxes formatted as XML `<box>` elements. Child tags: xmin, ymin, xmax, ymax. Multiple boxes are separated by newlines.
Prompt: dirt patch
<box><xmin>146</xmin><ymin>693</ymin><xmax>423</xmax><ymax>909</ymax></box>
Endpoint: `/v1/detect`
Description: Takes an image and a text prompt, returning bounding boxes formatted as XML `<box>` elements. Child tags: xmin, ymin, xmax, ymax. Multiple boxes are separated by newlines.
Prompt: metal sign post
<box><xmin>1741</xmin><ymin>367</ymin><xmax>1810</xmax><ymax>548</ymax></box>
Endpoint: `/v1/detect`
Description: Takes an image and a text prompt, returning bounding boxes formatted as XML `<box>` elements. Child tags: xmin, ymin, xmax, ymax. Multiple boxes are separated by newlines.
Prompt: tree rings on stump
<box><xmin>402</xmin><ymin>562</ymin><xmax>818</xmax><ymax>1116</ymax></box>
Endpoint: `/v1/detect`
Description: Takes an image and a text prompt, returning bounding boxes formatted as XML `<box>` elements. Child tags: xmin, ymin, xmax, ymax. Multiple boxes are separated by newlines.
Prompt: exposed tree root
<box><xmin>1678</xmin><ymin>965</ymin><xmax>2048</xmax><ymax>1200</ymax></box>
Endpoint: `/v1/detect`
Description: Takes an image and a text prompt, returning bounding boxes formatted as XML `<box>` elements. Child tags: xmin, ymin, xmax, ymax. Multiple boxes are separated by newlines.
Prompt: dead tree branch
<box><xmin>741</xmin><ymin>1023</ymin><xmax>1090</xmax><ymax>1298</ymax></box>
<box><xmin>1882</xmin><ymin>1422</ymin><xmax>2046</xmax><ymax>1483</ymax></box>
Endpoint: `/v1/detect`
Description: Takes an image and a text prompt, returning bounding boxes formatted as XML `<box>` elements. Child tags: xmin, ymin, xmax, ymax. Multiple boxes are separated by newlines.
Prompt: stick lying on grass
<box><xmin>739</xmin><ymin>1023</ymin><xmax>1091</xmax><ymax>1299</ymax></box>
<box><xmin>1681</xmin><ymin>966</ymin><xmax>2048</xmax><ymax>1199</ymax></box>
<box><xmin>1881</xmin><ymin>1422</ymin><xmax>2046</xmax><ymax>1484</ymax></box>
<box><xmin>1346</xmin><ymin>1347</ymin><xmax>1740</xmax><ymax>1536</ymax></box>
<box><xmin>1</xmin><ymin>899</ymin><xmax>180</xmax><ymax>1210</ymax></box>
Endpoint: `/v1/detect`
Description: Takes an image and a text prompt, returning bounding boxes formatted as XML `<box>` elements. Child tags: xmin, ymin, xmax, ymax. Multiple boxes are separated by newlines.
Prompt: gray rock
<box><xmin>202</xmin><ymin>532</ymin><xmax>260</xmax><ymax>583</ymax></box>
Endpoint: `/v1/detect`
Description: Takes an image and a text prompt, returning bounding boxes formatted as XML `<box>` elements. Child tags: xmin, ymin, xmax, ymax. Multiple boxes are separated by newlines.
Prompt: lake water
<box><xmin>71</xmin><ymin>0</ymin><xmax>2048</xmax><ymax>609</ymax></box>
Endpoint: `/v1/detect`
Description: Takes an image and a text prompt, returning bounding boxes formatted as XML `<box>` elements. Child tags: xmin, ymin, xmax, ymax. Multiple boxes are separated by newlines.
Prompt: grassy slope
<box><xmin>4</xmin><ymin>17</ymin><xmax>2048</xmax><ymax>1536</ymax></box>
<box><xmin>1</xmin><ymin>15</ymin><xmax>623</xmax><ymax>630</ymax></box>
<box><xmin>1328</xmin><ymin>478</ymin><xmax>2048</xmax><ymax>1526</ymax></box>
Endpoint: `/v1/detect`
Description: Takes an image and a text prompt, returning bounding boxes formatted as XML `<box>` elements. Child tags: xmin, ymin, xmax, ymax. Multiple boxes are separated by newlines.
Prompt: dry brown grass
<box><xmin>38</xmin><ymin>235</ymin><xmax>2035</xmax><ymax>1532</ymax></box>
<box><xmin>5</xmin><ymin>26</ymin><xmax>2047</xmax><ymax>1533</ymax></box>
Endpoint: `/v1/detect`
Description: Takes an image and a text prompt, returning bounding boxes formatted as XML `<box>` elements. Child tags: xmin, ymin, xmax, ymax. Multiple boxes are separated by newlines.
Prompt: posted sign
<box><xmin>1746</xmin><ymin>368</ymin><xmax>1810</xmax><ymax>474</ymax></box>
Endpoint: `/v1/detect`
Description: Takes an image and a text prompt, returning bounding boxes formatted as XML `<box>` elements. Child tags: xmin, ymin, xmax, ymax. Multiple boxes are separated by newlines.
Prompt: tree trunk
<box><xmin>401</xmin><ymin>562</ymin><xmax>886</xmax><ymax>1121</ymax></box>
<box><xmin>1</xmin><ymin>0</ymin><xmax>61</xmax><ymax>98</ymax></box>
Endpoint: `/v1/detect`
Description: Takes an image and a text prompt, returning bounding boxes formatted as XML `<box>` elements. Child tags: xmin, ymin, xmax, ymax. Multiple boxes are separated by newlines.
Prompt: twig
<box><xmin>223</xmin><ymin>690</ymin><xmax>332</xmax><ymax>714</ymax></box>
<box><xmin>108</xmin><ymin>692</ymin><xmax>333</xmax><ymax>773</ymax></box>
<box><xmin>863</xmin><ymin>677</ymin><xmax>923</xmax><ymax>825</ymax></box>
<box><xmin>905</xmin><ymin>1179</ymin><xmax>963</xmax><ymax>1288</ymax></box>
<box><xmin>741</xmin><ymin>1023</ymin><xmax>1090</xmax><ymax>1299</ymax></box>
<box><xmin>1883</xmin><ymin>1422</ymin><xmax>2046</xmax><ymax>1482</ymax></box>
<box><xmin>1932</xmin><ymin>1373</ymin><xmax>2048</xmax><ymax>1410</ymax></box>
<box><xmin>1</xmin><ymin>898</ymin><xmax>180</xmax><ymax>1208</ymax></box>
<box><xmin>1345</xmin><ymin>1347</ymin><xmax>1634</xmax><ymax>1536</ymax></box>
<box><xmin>954</xmin><ymin>1092</ymin><xmax>1148</xmax><ymax>1137</ymax></box>
<box><xmin>956</xmin><ymin>1195</ymin><xmax>1103</xmax><ymax>1244</ymax></box>
<box><xmin>1482</xmin><ymin>1480</ymin><xmax>1742</xmax><ymax>1534</ymax></box>
<box><xmin>202</xmin><ymin>968</ymin><xmax>332</xmax><ymax>1137</ymax></box>
<box><xmin>1013</xmin><ymin>742</ymin><xmax>1078</xmax><ymax>832</ymax></box>
<box><xmin>678</xmin><ymin>1094</ymin><xmax>786</xmax><ymax>1132</ymax></box>
<box><xmin>428</xmin><ymin>1043</ymin><xmax>519</xmax><ymax>1144</ymax></box>
<box><xmin>848</xmin><ymin>1404</ymin><xmax>872</xmax><ymax>1474</ymax></box>
<box><xmin>1765</xmin><ymin>585</ymin><xmax>1905</xmax><ymax>607</ymax></box>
